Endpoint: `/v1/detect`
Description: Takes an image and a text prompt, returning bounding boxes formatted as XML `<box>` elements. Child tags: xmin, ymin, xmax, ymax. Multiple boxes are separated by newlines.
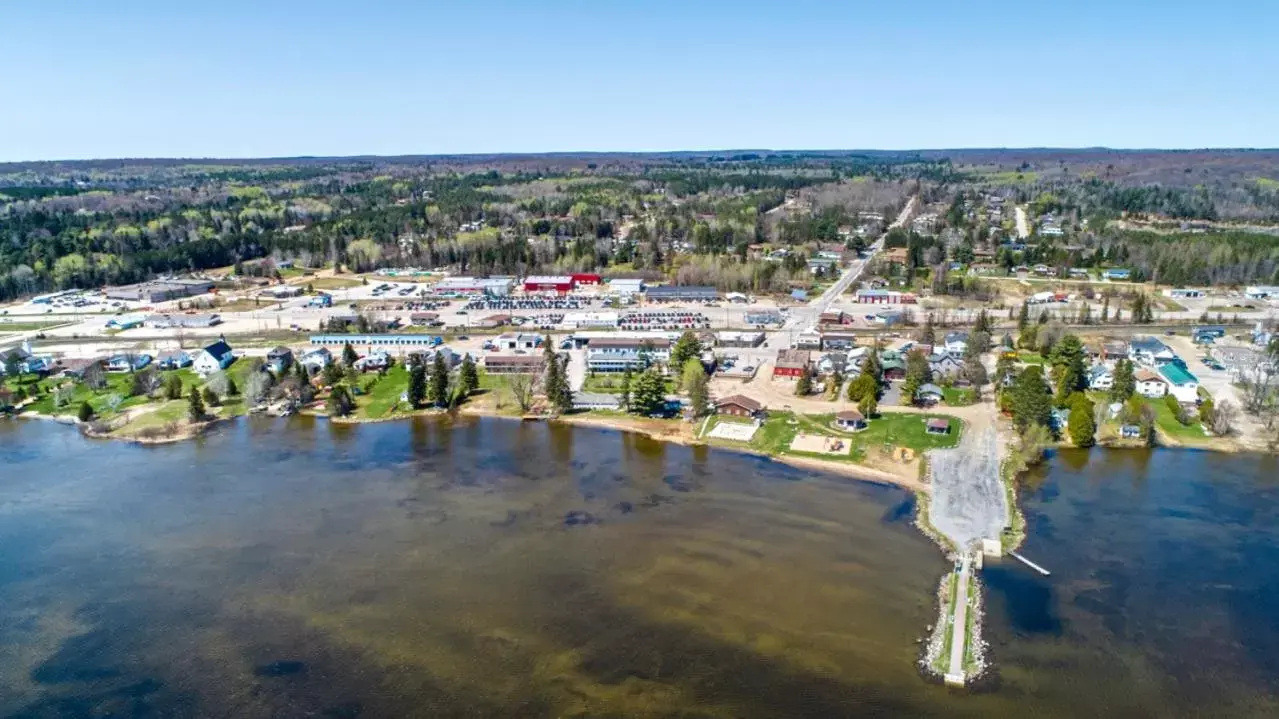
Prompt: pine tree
<box><xmin>669</xmin><ymin>331</ymin><xmax>701</xmax><ymax>373</ymax></box>
<box><xmin>1050</xmin><ymin>334</ymin><xmax>1088</xmax><ymax>403</ymax></box>
<box><xmin>1110</xmin><ymin>359</ymin><xmax>1136</xmax><ymax>402</ymax></box>
<box><xmin>459</xmin><ymin>355</ymin><xmax>479</xmax><ymax>396</ymax></box>
<box><xmin>202</xmin><ymin>386</ymin><xmax>221</xmax><ymax>407</ymax></box>
<box><xmin>342</xmin><ymin>342</ymin><xmax>359</xmax><ymax>367</ymax></box>
<box><xmin>226</xmin><ymin>376</ymin><xmax>239</xmax><ymax>397</ymax></box>
<box><xmin>329</xmin><ymin>384</ymin><xmax>355</xmax><ymax>416</ymax></box>
<box><xmin>1010</xmin><ymin>365</ymin><xmax>1053</xmax><ymax>432</ymax></box>
<box><xmin>630</xmin><ymin>370</ymin><xmax>666</xmax><ymax>416</ymax></box>
<box><xmin>862</xmin><ymin>347</ymin><xmax>882</xmax><ymax>384</ymax></box>
<box><xmin>1101</xmin><ymin>296</ymin><xmax>1110</xmax><ymax>323</ymax></box>
<box><xmin>688</xmin><ymin>367</ymin><xmax>710</xmax><ymax>418</ymax></box>
<box><xmin>901</xmin><ymin>349</ymin><xmax>931</xmax><ymax>404</ymax></box>
<box><xmin>1017</xmin><ymin>301</ymin><xmax>1030</xmax><ymax>330</ymax></box>
<box><xmin>795</xmin><ymin>366</ymin><xmax>813</xmax><ymax>396</ymax></box>
<box><xmin>1067</xmin><ymin>393</ymin><xmax>1097</xmax><ymax>447</ymax></box>
<box><xmin>77</xmin><ymin>401</ymin><xmax>95</xmax><ymax>422</ymax></box>
<box><xmin>858</xmin><ymin>393</ymin><xmax>878</xmax><ymax>419</ymax></box>
<box><xmin>408</xmin><ymin>362</ymin><xmax>427</xmax><ymax>408</ymax></box>
<box><xmin>619</xmin><ymin>368</ymin><xmax>632</xmax><ymax>411</ymax></box>
<box><xmin>428</xmin><ymin>353</ymin><xmax>450</xmax><ymax>407</ymax></box>
<box><xmin>188</xmin><ymin>387</ymin><xmax>206</xmax><ymax>422</ymax></box>
<box><xmin>919</xmin><ymin>315</ymin><xmax>935</xmax><ymax>344</ymax></box>
<box><xmin>164</xmin><ymin>374</ymin><xmax>183</xmax><ymax>400</ymax></box>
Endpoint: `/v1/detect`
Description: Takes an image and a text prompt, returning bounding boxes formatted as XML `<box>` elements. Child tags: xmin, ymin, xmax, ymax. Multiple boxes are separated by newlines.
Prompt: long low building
<box><xmin>644</xmin><ymin>285</ymin><xmax>718</xmax><ymax>302</ymax></box>
<box><xmin>483</xmin><ymin>354</ymin><xmax>546</xmax><ymax>374</ymax></box>
<box><xmin>105</xmin><ymin>279</ymin><xmax>215</xmax><ymax>303</ymax></box>
<box><xmin>586</xmin><ymin>336</ymin><xmax>672</xmax><ymax>372</ymax></box>
<box><xmin>145</xmin><ymin>313</ymin><xmax>222</xmax><ymax>329</ymax></box>
<box><xmin>309</xmin><ymin>334</ymin><xmax>441</xmax><ymax>347</ymax></box>
<box><xmin>714</xmin><ymin>331</ymin><xmax>765</xmax><ymax>348</ymax></box>
<box><xmin>854</xmin><ymin>288</ymin><xmax>917</xmax><ymax>304</ymax></box>
<box><xmin>433</xmin><ymin>277</ymin><xmax>514</xmax><ymax>296</ymax></box>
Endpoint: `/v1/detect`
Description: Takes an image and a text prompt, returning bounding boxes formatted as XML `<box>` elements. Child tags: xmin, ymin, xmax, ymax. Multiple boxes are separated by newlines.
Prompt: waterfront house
<box><xmin>1135</xmin><ymin>368</ymin><xmax>1169</xmax><ymax>398</ymax></box>
<box><xmin>834</xmin><ymin>410</ymin><xmax>867</xmax><ymax>431</ymax></box>
<box><xmin>354</xmin><ymin>350</ymin><xmax>391</xmax><ymax>372</ymax></box>
<box><xmin>299</xmin><ymin>347</ymin><xmax>332</xmax><ymax>374</ymax></box>
<box><xmin>925</xmin><ymin>418</ymin><xmax>952</xmax><ymax>435</ymax></box>
<box><xmin>571</xmin><ymin>392</ymin><xmax>622</xmax><ymax>411</ymax></box>
<box><xmin>1158</xmin><ymin>362</ymin><xmax>1200</xmax><ymax>404</ymax></box>
<box><xmin>266</xmin><ymin>346</ymin><xmax>294</xmax><ymax>374</ymax></box>
<box><xmin>715</xmin><ymin>394</ymin><xmax>763</xmax><ymax>418</ymax></box>
<box><xmin>156</xmin><ymin>350</ymin><xmax>193</xmax><ymax>370</ymax></box>
<box><xmin>194</xmin><ymin>340</ymin><xmax>235</xmax><ymax>377</ymax></box>
<box><xmin>1088</xmin><ymin>365</ymin><xmax>1114</xmax><ymax>391</ymax></box>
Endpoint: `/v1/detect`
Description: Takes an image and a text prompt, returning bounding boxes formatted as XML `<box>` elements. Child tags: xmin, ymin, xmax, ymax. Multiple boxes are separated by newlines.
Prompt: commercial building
<box><xmin>644</xmin><ymin>285</ymin><xmax>718</xmax><ymax>302</ymax></box>
<box><xmin>144</xmin><ymin>313</ymin><xmax>222</xmax><ymax>329</ymax></box>
<box><xmin>105</xmin><ymin>278</ymin><xmax>215</xmax><ymax>303</ymax></box>
<box><xmin>308</xmin><ymin>334</ymin><xmax>442</xmax><ymax>348</ymax></box>
<box><xmin>483</xmin><ymin>355</ymin><xmax>546</xmax><ymax>375</ymax></box>
<box><xmin>434</xmin><ymin>277</ymin><xmax>514</xmax><ymax>296</ymax></box>
<box><xmin>714</xmin><ymin>331</ymin><xmax>765</xmax><ymax>349</ymax></box>
<box><xmin>820</xmin><ymin>331</ymin><xmax>859</xmax><ymax>351</ymax></box>
<box><xmin>773</xmin><ymin>349</ymin><xmax>811</xmax><ymax>378</ymax></box>
<box><xmin>1165</xmin><ymin>288</ymin><xmax>1205</xmax><ymax>299</ymax></box>
<box><xmin>744</xmin><ymin>310</ymin><xmax>783</xmax><ymax>326</ymax></box>
<box><xmin>715</xmin><ymin>394</ymin><xmax>763</xmax><ymax>418</ymax></box>
<box><xmin>607</xmin><ymin>278</ymin><xmax>646</xmax><ymax>297</ymax></box>
<box><xmin>1244</xmin><ymin>285</ymin><xmax>1279</xmax><ymax>299</ymax></box>
<box><xmin>523</xmin><ymin>275</ymin><xmax>576</xmax><ymax>295</ymax></box>
<box><xmin>854</xmin><ymin>289</ymin><xmax>917</xmax><ymax>304</ymax></box>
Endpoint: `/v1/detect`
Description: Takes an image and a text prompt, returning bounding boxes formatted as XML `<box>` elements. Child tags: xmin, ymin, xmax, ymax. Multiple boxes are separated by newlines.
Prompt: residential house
<box><xmin>1158</xmin><ymin>363</ymin><xmax>1200</xmax><ymax>404</ymax></box>
<box><xmin>821</xmin><ymin>331</ymin><xmax>859</xmax><ymax>351</ymax></box>
<box><xmin>926</xmin><ymin>418</ymin><xmax>952</xmax><ymax>435</ymax></box>
<box><xmin>715</xmin><ymin>394</ymin><xmax>764</xmax><ymax>418</ymax></box>
<box><xmin>834</xmin><ymin>410</ymin><xmax>867</xmax><ymax>431</ymax></box>
<box><xmin>915</xmin><ymin>383</ymin><xmax>945</xmax><ymax>405</ymax></box>
<box><xmin>773</xmin><ymin>349</ymin><xmax>811</xmax><ymax>378</ymax></box>
<box><xmin>1102</xmin><ymin>341</ymin><xmax>1129</xmax><ymax>363</ymax></box>
<box><xmin>194</xmin><ymin>340</ymin><xmax>236</xmax><ymax>376</ymax></box>
<box><xmin>266</xmin><ymin>346</ymin><xmax>294</xmax><ymax>374</ymax></box>
<box><xmin>156</xmin><ymin>350</ymin><xmax>193</xmax><ymax>370</ymax></box>
<box><xmin>106</xmin><ymin>354</ymin><xmax>151</xmax><ymax>372</ymax></box>
<box><xmin>1102</xmin><ymin>268</ymin><xmax>1132</xmax><ymax>280</ymax></box>
<box><xmin>881</xmin><ymin>354</ymin><xmax>906</xmax><ymax>380</ymax></box>
<box><xmin>1135</xmin><ymin>368</ymin><xmax>1169</xmax><ymax>398</ymax></box>
<box><xmin>794</xmin><ymin>330</ymin><xmax>823</xmax><ymax>350</ymax></box>
<box><xmin>572</xmin><ymin>392</ymin><xmax>622</xmax><ymax>411</ymax></box>
<box><xmin>929</xmin><ymin>352</ymin><xmax>964</xmax><ymax>378</ymax></box>
<box><xmin>943</xmin><ymin>332</ymin><xmax>969</xmax><ymax>355</ymax></box>
<box><xmin>59</xmin><ymin>358</ymin><xmax>105</xmax><ymax>379</ymax></box>
<box><xmin>1088</xmin><ymin>365</ymin><xmax>1114</xmax><ymax>391</ymax></box>
<box><xmin>354</xmin><ymin>350</ymin><xmax>392</xmax><ymax>372</ymax></box>
<box><xmin>1129</xmin><ymin>337</ymin><xmax>1177</xmax><ymax>366</ymax></box>
<box><xmin>816</xmin><ymin>352</ymin><xmax>848</xmax><ymax>375</ymax></box>
<box><xmin>299</xmin><ymin>347</ymin><xmax>332</xmax><ymax>375</ymax></box>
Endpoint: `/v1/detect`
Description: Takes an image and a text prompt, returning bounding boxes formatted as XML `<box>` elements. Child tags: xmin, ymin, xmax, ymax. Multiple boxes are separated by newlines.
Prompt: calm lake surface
<box><xmin>0</xmin><ymin>417</ymin><xmax>1277</xmax><ymax>717</ymax></box>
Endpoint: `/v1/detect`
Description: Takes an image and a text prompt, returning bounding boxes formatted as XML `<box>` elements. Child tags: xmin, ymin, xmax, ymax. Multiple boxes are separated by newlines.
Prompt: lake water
<box><xmin>1</xmin><ymin>418</ymin><xmax>1277</xmax><ymax>717</ymax></box>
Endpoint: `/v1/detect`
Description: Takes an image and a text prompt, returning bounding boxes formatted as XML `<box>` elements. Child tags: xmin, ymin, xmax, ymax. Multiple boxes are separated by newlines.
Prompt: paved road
<box><xmin>565</xmin><ymin>348</ymin><xmax>587</xmax><ymax>391</ymax></box>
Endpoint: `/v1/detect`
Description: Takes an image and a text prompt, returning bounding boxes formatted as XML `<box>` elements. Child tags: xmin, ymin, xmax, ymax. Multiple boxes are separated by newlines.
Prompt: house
<box><xmin>821</xmin><ymin>331</ymin><xmax>859</xmax><ymax>351</ymax></box>
<box><xmin>1158</xmin><ymin>363</ymin><xmax>1200</xmax><ymax>404</ymax></box>
<box><xmin>482</xmin><ymin>354</ymin><xmax>545</xmax><ymax>375</ymax></box>
<box><xmin>1088</xmin><ymin>365</ymin><xmax>1114</xmax><ymax>391</ymax></box>
<box><xmin>943</xmin><ymin>333</ymin><xmax>970</xmax><ymax>357</ymax></box>
<box><xmin>795</xmin><ymin>330</ymin><xmax>823</xmax><ymax>350</ymax></box>
<box><xmin>105</xmin><ymin>354</ymin><xmax>152</xmax><ymax>372</ymax></box>
<box><xmin>817</xmin><ymin>352</ymin><xmax>848</xmax><ymax>375</ymax></box>
<box><xmin>925</xmin><ymin>418</ymin><xmax>952</xmax><ymax>435</ymax></box>
<box><xmin>410</xmin><ymin>312</ymin><xmax>439</xmax><ymax>326</ymax></box>
<box><xmin>715</xmin><ymin>394</ymin><xmax>763</xmax><ymax>418</ymax></box>
<box><xmin>1102</xmin><ymin>268</ymin><xmax>1132</xmax><ymax>280</ymax></box>
<box><xmin>1165</xmin><ymin>288</ymin><xmax>1205</xmax><ymax>299</ymax></box>
<box><xmin>929</xmin><ymin>353</ymin><xmax>964</xmax><ymax>378</ymax></box>
<box><xmin>267</xmin><ymin>346</ymin><xmax>295</xmax><ymax>374</ymax></box>
<box><xmin>834</xmin><ymin>410</ymin><xmax>867</xmax><ymax>431</ymax></box>
<box><xmin>808</xmin><ymin>257</ymin><xmax>838</xmax><ymax>275</ymax></box>
<box><xmin>572</xmin><ymin>392</ymin><xmax>622</xmax><ymax>411</ymax></box>
<box><xmin>881</xmin><ymin>355</ymin><xmax>906</xmax><ymax>380</ymax></box>
<box><xmin>156</xmin><ymin>350</ymin><xmax>193</xmax><ymax>370</ymax></box>
<box><xmin>299</xmin><ymin>347</ymin><xmax>332</xmax><ymax>374</ymax></box>
<box><xmin>1135</xmin><ymin>368</ymin><xmax>1169</xmax><ymax>398</ymax></box>
<box><xmin>915</xmin><ymin>383</ymin><xmax>945</xmax><ymax>405</ymax></box>
<box><xmin>1102</xmin><ymin>341</ymin><xmax>1129</xmax><ymax>363</ymax></box>
<box><xmin>773</xmin><ymin>349</ymin><xmax>811</xmax><ymax>378</ymax></box>
<box><xmin>194</xmin><ymin>340</ymin><xmax>236</xmax><ymax>377</ymax></box>
<box><xmin>57</xmin><ymin>358</ymin><xmax>103</xmax><ymax>379</ymax></box>
<box><xmin>1129</xmin><ymin>337</ymin><xmax>1177</xmax><ymax>365</ymax></box>
<box><xmin>354</xmin><ymin>350</ymin><xmax>392</xmax><ymax>372</ymax></box>
<box><xmin>497</xmin><ymin>333</ymin><xmax>543</xmax><ymax>351</ymax></box>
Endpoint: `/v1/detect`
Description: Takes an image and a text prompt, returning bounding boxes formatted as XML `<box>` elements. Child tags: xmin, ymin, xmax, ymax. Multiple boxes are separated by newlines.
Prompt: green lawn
<box><xmin>743</xmin><ymin>410</ymin><xmax>962</xmax><ymax>463</ymax></box>
<box><xmin>582</xmin><ymin>373</ymin><xmax>674</xmax><ymax>395</ymax></box>
<box><xmin>308</xmin><ymin>277</ymin><xmax>363</xmax><ymax>290</ymax></box>
<box><xmin>1017</xmin><ymin>351</ymin><xmax>1046</xmax><ymax>365</ymax></box>
<box><xmin>1146</xmin><ymin>398</ymin><xmax>1207</xmax><ymax>441</ymax></box>
<box><xmin>357</xmin><ymin>365</ymin><xmax>410</xmax><ymax>419</ymax></box>
<box><xmin>942</xmin><ymin>387</ymin><xmax>976</xmax><ymax>406</ymax></box>
<box><xmin>0</xmin><ymin>321</ymin><xmax>65</xmax><ymax>331</ymax></box>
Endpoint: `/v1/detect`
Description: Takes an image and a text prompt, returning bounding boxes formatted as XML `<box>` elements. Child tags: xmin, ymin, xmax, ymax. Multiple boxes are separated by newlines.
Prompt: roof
<box><xmin>268</xmin><ymin>346</ymin><xmax>292</xmax><ymax>356</ymax></box>
<box><xmin>202</xmin><ymin>340</ymin><xmax>233</xmax><ymax>359</ymax></box>
<box><xmin>645</xmin><ymin>285</ymin><xmax>717</xmax><ymax>298</ymax></box>
<box><xmin>1134</xmin><ymin>368</ymin><xmax>1165</xmax><ymax>383</ymax></box>
<box><xmin>589</xmin><ymin>337</ymin><xmax>671</xmax><ymax>349</ymax></box>
<box><xmin>926</xmin><ymin>418</ymin><xmax>951</xmax><ymax>430</ymax></box>
<box><xmin>917</xmin><ymin>383</ymin><xmax>944</xmax><ymax>396</ymax></box>
<box><xmin>1130</xmin><ymin>336</ymin><xmax>1171</xmax><ymax>353</ymax></box>
<box><xmin>944</xmin><ymin>331</ymin><xmax>969</xmax><ymax>343</ymax></box>
<box><xmin>775</xmin><ymin>349</ymin><xmax>810</xmax><ymax>369</ymax></box>
<box><xmin>525</xmin><ymin>275</ymin><xmax>574</xmax><ymax>284</ymax></box>
<box><xmin>1159</xmin><ymin>363</ymin><xmax>1198</xmax><ymax>385</ymax></box>
<box><xmin>1088</xmin><ymin>364</ymin><xmax>1112</xmax><ymax>379</ymax></box>
<box><xmin>572</xmin><ymin>392</ymin><xmax>621</xmax><ymax>406</ymax></box>
<box><xmin>835</xmin><ymin>410</ymin><xmax>864</xmax><ymax>422</ymax></box>
<box><xmin>716</xmin><ymin>394</ymin><xmax>762</xmax><ymax>412</ymax></box>
<box><xmin>483</xmin><ymin>354</ymin><xmax>545</xmax><ymax>365</ymax></box>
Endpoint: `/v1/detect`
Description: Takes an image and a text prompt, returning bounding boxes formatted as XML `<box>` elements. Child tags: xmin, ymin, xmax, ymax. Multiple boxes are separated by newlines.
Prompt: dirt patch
<box><xmin>790</xmin><ymin>432</ymin><xmax>851</xmax><ymax>456</ymax></box>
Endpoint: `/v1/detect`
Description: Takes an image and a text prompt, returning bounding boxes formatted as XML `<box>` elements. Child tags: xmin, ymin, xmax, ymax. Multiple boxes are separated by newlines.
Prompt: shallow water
<box><xmin>1</xmin><ymin>418</ymin><xmax>1277</xmax><ymax>717</ymax></box>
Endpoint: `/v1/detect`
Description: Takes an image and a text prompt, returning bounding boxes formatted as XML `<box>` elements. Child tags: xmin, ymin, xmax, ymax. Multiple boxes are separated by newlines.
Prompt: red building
<box><xmin>570</xmin><ymin>273</ymin><xmax>602</xmax><ymax>286</ymax></box>
<box><xmin>523</xmin><ymin>275</ymin><xmax>575</xmax><ymax>294</ymax></box>
<box><xmin>773</xmin><ymin>349</ymin><xmax>811</xmax><ymax>378</ymax></box>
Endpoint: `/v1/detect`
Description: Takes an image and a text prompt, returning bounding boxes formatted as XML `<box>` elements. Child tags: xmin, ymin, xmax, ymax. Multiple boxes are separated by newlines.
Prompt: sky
<box><xmin>3</xmin><ymin>0</ymin><xmax>1277</xmax><ymax>161</ymax></box>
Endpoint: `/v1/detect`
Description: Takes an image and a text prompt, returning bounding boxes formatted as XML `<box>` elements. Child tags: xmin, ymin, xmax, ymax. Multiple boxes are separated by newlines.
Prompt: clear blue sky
<box><xmin>4</xmin><ymin>0</ymin><xmax>1276</xmax><ymax>161</ymax></box>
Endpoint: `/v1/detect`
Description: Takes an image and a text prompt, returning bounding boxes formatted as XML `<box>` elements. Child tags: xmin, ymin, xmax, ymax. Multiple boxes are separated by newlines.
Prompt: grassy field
<box><xmin>582</xmin><ymin>373</ymin><xmax>674</xmax><ymax>395</ymax></box>
<box><xmin>356</xmin><ymin>365</ymin><xmax>409</xmax><ymax>419</ymax></box>
<box><xmin>1017</xmin><ymin>351</ymin><xmax>1046</xmax><ymax>365</ymax></box>
<box><xmin>0</xmin><ymin>321</ymin><xmax>66</xmax><ymax>331</ymax></box>
<box><xmin>308</xmin><ymin>277</ymin><xmax>363</xmax><ymax>290</ymax></box>
<box><xmin>726</xmin><ymin>410</ymin><xmax>962</xmax><ymax>465</ymax></box>
<box><xmin>977</xmin><ymin>170</ymin><xmax>1039</xmax><ymax>184</ymax></box>
<box><xmin>1146</xmin><ymin>397</ymin><xmax>1207</xmax><ymax>441</ymax></box>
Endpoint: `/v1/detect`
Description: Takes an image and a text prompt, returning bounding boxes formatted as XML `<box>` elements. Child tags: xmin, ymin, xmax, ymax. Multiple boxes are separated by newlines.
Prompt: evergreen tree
<box><xmin>795</xmin><ymin>366</ymin><xmax>814</xmax><ymax>396</ymax></box>
<box><xmin>164</xmin><ymin>373</ymin><xmax>183</xmax><ymax>400</ymax></box>
<box><xmin>901</xmin><ymin>349</ymin><xmax>931</xmax><ymax>404</ymax></box>
<box><xmin>919</xmin><ymin>314</ymin><xmax>936</xmax><ymax>344</ymax></box>
<box><xmin>630</xmin><ymin>370</ymin><xmax>666</xmax><ymax>416</ymax></box>
<box><xmin>1050</xmin><ymin>334</ymin><xmax>1088</xmax><ymax>402</ymax></box>
<box><xmin>846</xmin><ymin>373</ymin><xmax>877</xmax><ymax>403</ymax></box>
<box><xmin>1067</xmin><ymin>393</ymin><xmax>1096</xmax><ymax>447</ymax></box>
<box><xmin>428</xmin><ymin>352</ymin><xmax>450</xmax><ymax>407</ymax></box>
<box><xmin>1110</xmin><ymin>358</ymin><xmax>1136</xmax><ymax>402</ymax></box>
<box><xmin>322</xmin><ymin>361</ymin><xmax>343</xmax><ymax>386</ymax></box>
<box><xmin>1017</xmin><ymin>301</ymin><xmax>1030</xmax><ymax>330</ymax></box>
<box><xmin>1101</xmin><ymin>296</ymin><xmax>1110</xmax><ymax>323</ymax></box>
<box><xmin>858</xmin><ymin>393</ymin><xmax>878</xmax><ymax>419</ymax></box>
<box><xmin>974</xmin><ymin>309</ymin><xmax>992</xmax><ymax>334</ymax></box>
<box><xmin>459</xmin><ymin>354</ymin><xmax>479</xmax><ymax>396</ymax></box>
<box><xmin>342</xmin><ymin>342</ymin><xmax>359</xmax><ymax>367</ymax></box>
<box><xmin>77</xmin><ymin>401</ymin><xmax>95</xmax><ymax>423</ymax></box>
<box><xmin>202</xmin><ymin>386</ymin><xmax>221</xmax><ymax>407</ymax></box>
<box><xmin>188</xmin><ymin>387</ymin><xmax>206</xmax><ymax>422</ymax></box>
<box><xmin>688</xmin><ymin>365</ymin><xmax>710</xmax><ymax>418</ymax></box>
<box><xmin>619</xmin><ymin>368</ymin><xmax>632</xmax><ymax>411</ymax></box>
<box><xmin>862</xmin><ymin>347</ymin><xmax>883</xmax><ymax>384</ymax></box>
<box><xmin>408</xmin><ymin>362</ymin><xmax>427</xmax><ymax>408</ymax></box>
<box><xmin>329</xmin><ymin>384</ymin><xmax>355</xmax><ymax>416</ymax></box>
<box><xmin>1010</xmin><ymin>365</ymin><xmax>1053</xmax><ymax>432</ymax></box>
<box><xmin>226</xmin><ymin>376</ymin><xmax>239</xmax><ymax>397</ymax></box>
<box><xmin>669</xmin><ymin>331</ymin><xmax>701</xmax><ymax>373</ymax></box>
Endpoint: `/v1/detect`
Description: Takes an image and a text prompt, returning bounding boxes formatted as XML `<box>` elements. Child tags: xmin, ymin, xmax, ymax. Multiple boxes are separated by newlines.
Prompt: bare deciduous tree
<box><xmin>507</xmin><ymin>374</ymin><xmax>536</xmax><ymax>413</ymax></box>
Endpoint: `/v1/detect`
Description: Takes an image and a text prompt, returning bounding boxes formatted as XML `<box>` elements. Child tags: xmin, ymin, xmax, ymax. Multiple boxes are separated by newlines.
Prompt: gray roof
<box><xmin>916</xmin><ymin>383</ymin><xmax>944</xmax><ymax>396</ymax></box>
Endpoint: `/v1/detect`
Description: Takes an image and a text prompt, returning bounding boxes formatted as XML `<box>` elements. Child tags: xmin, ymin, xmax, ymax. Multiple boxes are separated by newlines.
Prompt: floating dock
<box><xmin>1009</xmin><ymin>550</ymin><xmax>1051</xmax><ymax>576</ymax></box>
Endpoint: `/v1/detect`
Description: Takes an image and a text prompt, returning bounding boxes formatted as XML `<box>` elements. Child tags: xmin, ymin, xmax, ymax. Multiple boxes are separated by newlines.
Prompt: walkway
<box><xmin>945</xmin><ymin>555</ymin><xmax>972</xmax><ymax>685</ymax></box>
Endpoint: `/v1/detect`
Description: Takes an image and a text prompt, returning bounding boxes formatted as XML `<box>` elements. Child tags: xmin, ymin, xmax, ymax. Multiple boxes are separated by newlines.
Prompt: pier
<box><xmin>943</xmin><ymin>554</ymin><xmax>973</xmax><ymax>686</ymax></box>
<box><xmin>1009</xmin><ymin>550</ymin><xmax>1051</xmax><ymax>576</ymax></box>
